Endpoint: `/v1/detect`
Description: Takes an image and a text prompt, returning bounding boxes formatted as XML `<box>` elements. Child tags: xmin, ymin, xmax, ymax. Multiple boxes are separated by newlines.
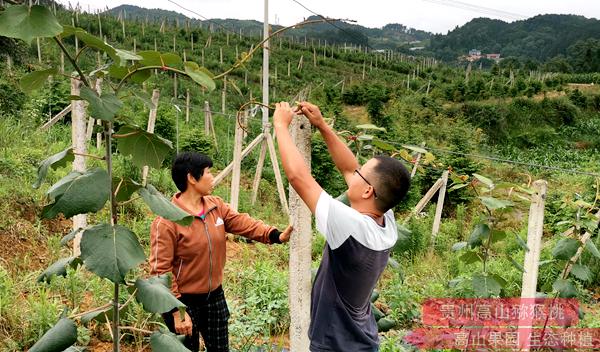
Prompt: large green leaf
<box><xmin>116</xmin><ymin>125</ymin><xmax>172</xmax><ymax>169</ymax></box>
<box><xmin>472</xmin><ymin>274</ymin><xmax>502</xmax><ymax>297</ymax></box>
<box><xmin>150</xmin><ymin>330</ymin><xmax>190</xmax><ymax>352</ymax></box>
<box><xmin>29</xmin><ymin>318</ymin><xmax>77</xmax><ymax>352</ymax></box>
<box><xmin>60</xmin><ymin>228</ymin><xmax>82</xmax><ymax>247</ymax></box>
<box><xmin>473</xmin><ymin>173</ymin><xmax>494</xmax><ymax>188</ymax></box>
<box><xmin>515</xmin><ymin>233</ymin><xmax>530</xmax><ymax>252</ymax></box>
<box><xmin>508</xmin><ymin>256</ymin><xmax>525</xmax><ymax>273</ymax></box>
<box><xmin>452</xmin><ymin>241</ymin><xmax>468</xmax><ymax>251</ymax></box>
<box><xmin>356</xmin><ymin>124</ymin><xmax>386</xmax><ymax>132</ymax></box>
<box><xmin>184</xmin><ymin>61</ymin><xmax>215</xmax><ymax>91</ymax></box>
<box><xmin>113</xmin><ymin>177</ymin><xmax>143</xmax><ymax>203</ymax></box>
<box><xmin>80</xmin><ymin>224</ymin><xmax>146</xmax><ymax>283</ymax></box>
<box><xmin>81</xmin><ymin>305</ymin><xmax>116</xmax><ymax>324</ymax></box>
<box><xmin>460</xmin><ymin>251</ymin><xmax>482</xmax><ymax>264</ymax></box>
<box><xmin>138</xmin><ymin>51</ymin><xmax>182</xmax><ymax>67</ymax></box>
<box><xmin>37</xmin><ymin>256</ymin><xmax>81</xmax><ymax>283</ymax></box>
<box><xmin>478</xmin><ymin>196</ymin><xmax>513</xmax><ymax>210</ymax></box>
<box><xmin>570</xmin><ymin>264</ymin><xmax>592</xmax><ymax>281</ymax></box>
<box><xmin>0</xmin><ymin>5</ymin><xmax>62</xmax><ymax>43</ymax></box>
<box><xmin>138</xmin><ymin>185</ymin><xmax>193</xmax><ymax>226</ymax></box>
<box><xmin>79</xmin><ymin>86</ymin><xmax>122</xmax><ymax>122</ymax></box>
<box><xmin>42</xmin><ymin>168</ymin><xmax>110</xmax><ymax>219</ymax></box>
<box><xmin>586</xmin><ymin>239</ymin><xmax>600</xmax><ymax>259</ymax></box>
<box><xmin>20</xmin><ymin>68</ymin><xmax>58</xmax><ymax>93</ymax></box>
<box><xmin>115</xmin><ymin>48</ymin><xmax>143</xmax><ymax>63</ymax></box>
<box><xmin>468</xmin><ymin>223</ymin><xmax>490</xmax><ymax>247</ymax></box>
<box><xmin>401</xmin><ymin>144</ymin><xmax>427</xmax><ymax>154</ymax></box>
<box><xmin>552</xmin><ymin>238</ymin><xmax>580</xmax><ymax>260</ymax></box>
<box><xmin>371</xmin><ymin>139</ymin><xmax>395</xmax><ymax>152</ymax></box>
<box><xmin>552</xmin><ymin>278</ymin><xmax>578</xmax><ymax>298</ymax></box>
<box><xmin>33</xmin><ymin>147</ymin><xmax>74</xmax><ymax>189</ymax></box>
<box><xmin>489</xmin><ymin>230</ymin><xmax>507</xmax><ymax>243</ymax></box>
<box><xmin>135</xmin><ymin>275</ymin><xmax>186</xmax><ymax>314</ymax></box>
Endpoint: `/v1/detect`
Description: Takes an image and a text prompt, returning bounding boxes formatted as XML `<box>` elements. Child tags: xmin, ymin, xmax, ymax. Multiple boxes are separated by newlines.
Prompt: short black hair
<box><xmin>371</xmin><ymin>155</ymin><xmax>411</xmax><ymax>213</ymax></box>
<box><xmin>171</xmin><ymin>152</ymin><xmax>213</xmax><ymax>192</ymax></box>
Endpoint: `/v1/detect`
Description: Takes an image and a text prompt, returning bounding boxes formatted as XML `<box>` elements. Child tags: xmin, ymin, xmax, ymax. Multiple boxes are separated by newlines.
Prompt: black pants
<box><xmin>163</xmin><ymin>286</ymin><xmax>230</xmax><ymax>352</ymax></box>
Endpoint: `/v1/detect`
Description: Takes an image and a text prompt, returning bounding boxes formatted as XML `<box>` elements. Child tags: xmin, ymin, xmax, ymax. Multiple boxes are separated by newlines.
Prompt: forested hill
<box><xmin>429</xmin><ymin>15</ymin><xmax>600</xmax><ymax>65</ymax></box>
<box><xmin>106</xmin><ymin>5</ymin><xmax>432</xmax><ymax>49</ymax></box>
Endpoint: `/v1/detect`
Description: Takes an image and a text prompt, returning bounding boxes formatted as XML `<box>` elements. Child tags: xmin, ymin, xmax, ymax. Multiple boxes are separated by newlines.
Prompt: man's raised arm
<box><xmin>297</xmin><ymin>102</ymin><xmax>359</xmax><ymax>187</ymax></box>
<box><xmin>273</xmin><ymin>102</ymin><xmax>322</xmax><ymax>214</ymax></box>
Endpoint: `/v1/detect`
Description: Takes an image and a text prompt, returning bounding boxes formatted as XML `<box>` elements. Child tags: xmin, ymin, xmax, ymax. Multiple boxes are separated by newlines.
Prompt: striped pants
<box><xmin>163</xmin><ymin>286</ymin><xmax>230</xmax><ymax>352</ymax></box>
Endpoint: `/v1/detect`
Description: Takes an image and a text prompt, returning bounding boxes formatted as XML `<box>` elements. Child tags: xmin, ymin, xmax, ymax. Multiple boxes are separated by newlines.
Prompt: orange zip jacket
<box><xmin>149</xmin><ymin>193</ymin><xmax>278</xmax><ymax>296</ymax></box>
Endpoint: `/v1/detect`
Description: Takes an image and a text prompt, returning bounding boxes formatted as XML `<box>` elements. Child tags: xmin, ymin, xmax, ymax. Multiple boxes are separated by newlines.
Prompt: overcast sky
<box><xmin>57</xmin><ymin>0</ymin><xmax>600</xmax><ymax>34</ymax></box>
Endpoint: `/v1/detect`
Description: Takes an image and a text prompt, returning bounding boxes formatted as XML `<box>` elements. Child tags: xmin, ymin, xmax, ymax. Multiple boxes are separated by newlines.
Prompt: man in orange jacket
<box><xmin>149</xmin><ymin>151</ymin><xmax>292</xmax><ymax>352</ymax></box>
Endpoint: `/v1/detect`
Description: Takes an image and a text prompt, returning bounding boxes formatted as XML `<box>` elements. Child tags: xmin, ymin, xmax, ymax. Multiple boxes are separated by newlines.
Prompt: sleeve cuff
<box><xmin>269</xmin><ymin>229</ymin><xmax>282</xmax><ymax>244</ymax></box>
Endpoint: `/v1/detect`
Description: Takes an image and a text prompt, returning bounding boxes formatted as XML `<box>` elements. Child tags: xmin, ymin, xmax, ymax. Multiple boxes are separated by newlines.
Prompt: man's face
<box><xmin>348</xmin><ymin>158</ymin><xmax>378</xmax><ymax>202</ymax></box>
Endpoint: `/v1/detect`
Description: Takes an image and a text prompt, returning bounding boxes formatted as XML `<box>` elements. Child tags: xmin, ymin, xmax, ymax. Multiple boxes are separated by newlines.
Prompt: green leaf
<box><xmin>184</xmin><ymin>61</ymin><xmax>216</xmax><ymax>91</ymax></box>
<box><xmin>80</xmin><ymin>224</ymin><xmax>146</xmax><ymax>283</ymax></box>
<box><xmin>468</xmin><ymin>223</ymin><xmax>490</xmax><ymax>247</ymax></box>
<box><xmin>472</xmin><ymin>274</ymin><xmax>502</xmax><ymax>297</ymax></box>
<box><xmin>138</xmin><ymin>51</ymin><xmax>182</xmax><ymax>67</ymax></box>
<box><xmin>452</xmin><ymin>241</ymin><xmax>468</xmax><ymax>251</ymax></box>
<box><xmin>478</xmin><ymin>196</ymin><xmax>514</xmax><ymax>210</ymax></box>
<box><xmin>79</xmin><ymin>86</ymin><xmax>123</xmax><ymax>122</ymax></box>
<box><xmin>138</xmin><ymin>185</ymin><xmax>193</xmax><ymax>226</ymax></box>
<box><xmin>135</xmin><ymin>275</ymin><xmax>186</xmax><ymax>314</ymax></box>
<box><xmin>460</xmin><ymin>251</ymin><xmax>482</xmax><ymax>264</ymax></box>
<box><xmin>356</xmin><ymin>124</ymin><xmax>386</xmax><ymax>132</ymax></box>
<box><xmin>115</xmin><ymin>48</ymin><xmax>143</xmax><ymax>62</ymax></box>
<box><xmin>37</xmin><ymin>257</ymin><xmax>81</xmax><ymax>283</ymax></box>
<box><xmin>20</xmin><ymin>68</ymin><xmax>58</xmax><ymax>93</ymax></box>
<box><xmin>508</xmin><ymin>256</ymin><xmax>525</xmax><ymax>272</ymax></box>
<box><xmin>60</xmin><ymin>228</ymin><xmax>82</xmax><ymax>247</ymax></box>
<box><xmin>401</xmin><ymin>144</ymin><xmax>427</xmax><ymax>154</ymax></box>
<box><xmin>490</xmin><ymin>230</ymin><xmax>507</xmax><ymax>243</ymax></box>
<box><xmin>570</xmin><ymin>264</ymin><xmax>592</xmax><ymax>281</ymax></box>
<box><xmin>585</xmin><ymin>239</ymin><xmax>600</xmax><ymax>259</ymax></box>
<box><xmin>150</xmin><ymin>329</ymin><xmax>191</xmax><ymax>352</ymax></box>
<box><xmin>490</xmin><ymin>274</ymin><xmax>507</xmax><ymax>288</ymax></box>
<box><xmin>448</xmin><ymin>183</ymin><xmax>469</xmax><ymax>192</ymax></box>
<box><xmin>42</xmin><ymin>168</ymin><xmax>110</xmax><ymax>219</ymax></box>
<box><xmin>113</xmin><ymin>177</ymin><xmax>143</xmax><ymax>203</ymax></box>
<box><xmin>29</xmin><ymin>318</ymin><xmax>77</xmax><ymax>352</ymax></box>
<box><xmin>81</xmin><ymin>305</ymin><xmax>119</xmax><ymax>324</ymax></box>
<box><xmin>552</xmin><ymin>238</ymin><xmax>580</xmax><ymax>260</ymax></box>
<box><xmin>552</xmin><ymin>278</ymin><xmax>578</xmax><ymax>298</ymax></box>
<box><xmin>515</xmin><ymin>234</ymin><xmax>530</xmax><ymax>252</ymax></box>
<box><xmin>371</xmin><ymin>139</ymin><xmax>395</xmax><ymax>152</ymax></box>
<box><xmin>115</xmin><ymin>125</ymin><xmax>172</xmax><ymax>169</ymax></box>
<box><xmin>473</xmin><ymin>173</ymin><xmax>494</xmax><ymax>188</ymax></box>
<box><xmin>0</xmin><ymin>5</ymin><xmax>63</xmax><ymax>43</ymax></box>
<box><xmin>357</xmin><ymin>134</ymin><xmax>374</xmax><ymax>141</ymax></box>
<box><xmin>33</xmin><ymin>147</ymin><xmax>74</xmax><ymax>189</ymax></box>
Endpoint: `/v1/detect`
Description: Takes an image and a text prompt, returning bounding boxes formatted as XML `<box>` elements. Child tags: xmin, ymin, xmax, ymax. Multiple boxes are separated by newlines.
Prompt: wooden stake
<box><xmin>410</xmin><ymin>142</ymin><xmax>426</xmax><ymax>178</ymax></box>
<box><xmin>520</xmin><ymin>180</ymin><xmax>548</xmax><ymax>298</ymax></box>
<box><xmin>414</xmin><ymin>178</ymin><xmax>443</xmax><ymax>215</ymax></box>
<box><xmin>266</xmin><ymin>129</ymin><xmax>289</xmax><ymax>215</ymax></box>
<box><xmin>230</xmin><ymin>113</ymin><xmax>244</xmax><ymax>211</ymax></box>
<box><xmin>142</xmin><ymin>89</ymin><xmax>160</xmax><ymax>185</ymax></box>
<box><xmin>71</xmin><ymin>76</ymin><xmax>87</xmax><ymax>255</ymax></box>
<box><xmin>185</xmin><ymin>89</ymin><xmax>190</xmax><ymax>123</ymax></box>
<box><xmin>431</xmin><ymin>170</ymin><xmax>449</xmax><ymax>245</ymax></box>
<box><xmin>221</xmin><ymin>76</ymin><xmax>227</xmax><ymax>113</ymax></box>
<box><xmin>289</xmin><ymin>114</ymin><xmax>312</xmax><ymax>352</ymax></box>
<box><xmin>251</xmin><ymin>139</ymin><xmax>267</xmax><ymax>205</ymax></box>
<box><xmin>204</xmin><ymin>101</ymin><xmax>211</xmax><ymax>135</ymax></box>
<box><xmin>86</xmin><ymin>78</ymin><xmax>102</xmax><ymax>141</ymax></box>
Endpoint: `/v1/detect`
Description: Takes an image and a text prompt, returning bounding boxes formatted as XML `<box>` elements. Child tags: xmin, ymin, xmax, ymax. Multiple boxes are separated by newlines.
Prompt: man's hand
<box><xmin>296</xmin><ymin>101</ymin><xmax>326</xmax><ymax>129</ymax></box>
<box><xmin>273</xmin><ymin>102</ymin><xmax>294</xmax><ymax>129</ymax></box>
<box><xmin>173</xmin><ymin>310</ymin><xmax>193</xmax><ymax>336</ymax></box>
<box><xmin>278</xmin><ymin>225</ymin><xmax>293</xmax><ymax>243</ymax></box>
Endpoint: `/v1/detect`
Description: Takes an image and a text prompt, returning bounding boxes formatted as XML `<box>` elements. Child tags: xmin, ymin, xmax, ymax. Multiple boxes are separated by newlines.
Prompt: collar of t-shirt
<box><xmin>198</xmin><ymin>208</ymin><xmax>206</xmax><ymax>220</ymax></box>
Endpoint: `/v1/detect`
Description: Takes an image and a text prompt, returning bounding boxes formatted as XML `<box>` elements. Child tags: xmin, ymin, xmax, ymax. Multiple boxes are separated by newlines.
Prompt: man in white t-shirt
<box><xmin>273</xmin><ymin>101</ymin><xmax>411</xmax><ymax>351</ymax></box>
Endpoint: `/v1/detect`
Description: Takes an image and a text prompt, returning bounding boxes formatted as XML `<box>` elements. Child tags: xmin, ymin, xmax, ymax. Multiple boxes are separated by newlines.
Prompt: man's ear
<box><xmin>361</xmin><ymin>186</ymin><xmax>374</xmax><ymax>199</ymax></box>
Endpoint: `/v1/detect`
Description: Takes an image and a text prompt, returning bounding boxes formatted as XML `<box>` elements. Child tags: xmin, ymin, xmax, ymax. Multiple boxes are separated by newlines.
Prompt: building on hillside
<box><xmin>486</xmin><ymin>53</ymin><xmax>501</xmax><ymax>62</ymax></box>
<box><xmin>409</xmin><ymin>46</ymin><xmax>425</xmax><ymax>51</ymax></box>
<box><xmin>468</xmin><ymin>49</ymin><xmax>482</xmax><ymax>61</ymax></box>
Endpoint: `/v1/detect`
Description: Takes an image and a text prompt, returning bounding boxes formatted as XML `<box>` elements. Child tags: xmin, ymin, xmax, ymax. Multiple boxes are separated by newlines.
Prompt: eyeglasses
<box><xmin>354</xmin><ymin>169</ymin><xmax>377</xmax><ymax>199</ymax></box>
